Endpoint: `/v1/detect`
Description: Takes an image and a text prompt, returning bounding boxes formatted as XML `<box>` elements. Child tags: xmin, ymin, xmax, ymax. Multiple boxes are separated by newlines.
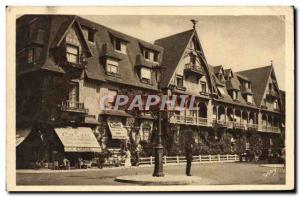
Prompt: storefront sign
<box><xmin>55</xmin><ymin>127</ymin><xmax>101</xmax><ymax>152</ymax></box>
<box><xmin>107</xmin><ymin>120</ymin><xmax>129</xmax><ymax>140</ymax></box>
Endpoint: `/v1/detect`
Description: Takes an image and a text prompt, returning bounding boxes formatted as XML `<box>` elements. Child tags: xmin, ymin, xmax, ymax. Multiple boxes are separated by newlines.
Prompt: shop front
<box><xmin>54</xmin><ymin>127</ymin><xmax>102</xmax><ymax>168</ymax></box>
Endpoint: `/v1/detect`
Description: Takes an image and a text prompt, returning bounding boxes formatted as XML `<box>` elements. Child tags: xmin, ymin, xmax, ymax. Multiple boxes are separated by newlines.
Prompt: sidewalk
<box><xmin>17</xmin><ymin>160</ymin><xmax>239</xmax><ymax>174</ymax></box>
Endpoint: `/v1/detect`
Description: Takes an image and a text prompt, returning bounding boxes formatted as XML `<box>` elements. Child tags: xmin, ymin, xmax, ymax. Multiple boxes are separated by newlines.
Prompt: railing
<box><xmin>170</xmin><ymin>115</ymin><xmax>208</xmax><ymax>126</ymax></box>
<box><xmin>61</xmin><ymin>100</ymin><xmax>89</xmax><ymax>113</ymax></box>
<box><xmin>184</xmin><ymin>63</ymin><xmax>206</xmax><ymax>75</ymax></box>
<box><xmin>138</xmin><ymin>154</ymin><xmax>239</xmax><ymax>166</ymax></box>
<box><xmin>260</xmin><ymin>125</ymin><xmax>280</xmax><ymax>133</ymax></box>
<box><xmin>247</xmin><ymin>123</ymin><xmax>258</xmax><ymax>130</ymax></box>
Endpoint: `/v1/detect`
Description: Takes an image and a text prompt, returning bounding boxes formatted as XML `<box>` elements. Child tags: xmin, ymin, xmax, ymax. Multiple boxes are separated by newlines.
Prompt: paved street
<box><xmin>16</xmin><ymin>162</ymin><xmax>285</xmax><ymax>185</ymax></box>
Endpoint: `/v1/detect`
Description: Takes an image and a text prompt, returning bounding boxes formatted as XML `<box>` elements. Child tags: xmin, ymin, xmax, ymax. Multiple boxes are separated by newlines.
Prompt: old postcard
<box><xmin>6</xmin><ymin>6</ymin><xmax>294</xmax><ymax>191</ymax></box>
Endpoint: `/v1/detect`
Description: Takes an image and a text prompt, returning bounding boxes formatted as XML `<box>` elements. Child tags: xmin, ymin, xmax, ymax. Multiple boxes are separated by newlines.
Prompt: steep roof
<box><xmin>154</xmin><ymin>29</ymin><xmax>194</xmax><ymax>88</ymax></box>
<box><xmin>16</xmin><ymin>15</ymin><xmax>164</xmax><ymax>91</ymax></box>
<box><xmin>237</xmin><ymin>66</ymin><xmax>272</xmax><ymax>106</ymax></box>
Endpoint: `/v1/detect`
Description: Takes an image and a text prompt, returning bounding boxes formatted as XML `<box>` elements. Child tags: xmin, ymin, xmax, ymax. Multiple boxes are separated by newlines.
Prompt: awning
<box><xmin>16</xmin><ymin>128</ymin><xmax>31</xmax><ymax>147</ymax></box>
<box><xmin>107</xmin><ymin>120</ymin><xmax>129</xmax><ymax>140</ymax></box>
<box><xmin>100</xmin><ymin>110</ymin><xmax>132</xmax><ymax>118</ymax></box>
<box><xmin>55</xmin><ymin>127</ymin><xmax>101</xmax><ymax>152</ymax></box>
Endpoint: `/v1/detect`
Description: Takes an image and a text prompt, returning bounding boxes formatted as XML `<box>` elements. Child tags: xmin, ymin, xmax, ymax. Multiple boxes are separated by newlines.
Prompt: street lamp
<box><xmin>152</xmin><ymin>65</ymin><xmax>165</xmax><ymax>177</ymax></box>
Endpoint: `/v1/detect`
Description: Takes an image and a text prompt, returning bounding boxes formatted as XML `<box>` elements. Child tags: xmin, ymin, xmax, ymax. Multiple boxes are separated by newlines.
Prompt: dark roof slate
<box><xmin>237</xmin><ymin>66</ymin><xmax>272</xmax><ymax>106</ymax></box>
<box><xmin>154</xmin><ymin>29</ymin><xmax>194</xmax><ymax>88</ymax></box>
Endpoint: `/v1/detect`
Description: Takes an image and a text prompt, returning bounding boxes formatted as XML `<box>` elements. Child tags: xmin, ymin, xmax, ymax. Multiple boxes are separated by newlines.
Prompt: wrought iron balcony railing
<box><xmin>61</xmin><ymin>100</ymin><xmax>89</xmax><ymax>113</ymax></box>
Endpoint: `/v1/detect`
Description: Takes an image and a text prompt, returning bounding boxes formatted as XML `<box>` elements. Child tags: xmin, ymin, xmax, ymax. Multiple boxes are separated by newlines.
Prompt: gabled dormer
<box><xmin>109</xmin><ymin>32</ymin><xmax>128</xmax><ymax>54</ymax></box>
<box><xmin>214</xmin><ymin>65</ymin><xmax>226</xmax><ymax>84</ymax></box>
<box><xmin>53</xmin><ymin>17</ymin><xmax>93</xmax><ymax>69</ymax></box>
<box><xmin>237</xmin><ymin>65</ymin><xmax>282</xmax><ymax>111</ymax></box>
<box><xmin>155</xmin><ymin>27</ymin><xmax>214</xmax><ymax>96</ymax></box>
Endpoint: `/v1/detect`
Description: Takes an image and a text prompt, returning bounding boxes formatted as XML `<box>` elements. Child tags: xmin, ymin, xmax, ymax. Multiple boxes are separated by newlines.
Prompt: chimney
<box><xmin>190</xmin><ymin>19</ymin><xmax>198</xmax><ymax>30</ymax></box>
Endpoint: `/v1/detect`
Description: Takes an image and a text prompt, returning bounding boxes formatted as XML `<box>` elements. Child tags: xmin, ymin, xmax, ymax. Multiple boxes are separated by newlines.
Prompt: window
<box><xmin>106</xmin><ymin>59</ymin><xmax>119</xmax><ymax>75</ymax></box>
<box><xmin>113</xmin><ymin>38</ymin><xmax>127</xmax><ymax>54</ymax></box>
<box><xmin>200</xmin><ymin>81</ymin><xmax>207</xmax><ymax>93</ymax></box>
<box><xmin>274</xmin><ymin>100</ymin><xmax>278</xmax><ymax>109</ymax></box>
<box><xmin>82</xmin><ymin>27</ymin><xmax>95</xmax><ymax>43</ymax></box>
<box><xmin>27</xmin><ymin>48</ymin><xmax>34</xmax><ymax>63</ymax></box>
<box><xmin>140</xmin><ymin>67</ymin><xmax>151</xmax><ymax>83</ymax></box>
<box><xmin>246</xmin><ymin>95</ymin><xmax>253</xmax><ymax>103</ymax></box>
<box><xmin>176</xmin><ymin>75</ymin><xmax>184</xmax><ymax>88</ymax></box>
<box><xmin>115</xmin><ymin>39</ymin><xmax>121</xmax><ymax>51</ymax></box>
<box><xmin>263</xmin><ymin>98</ymin><xmax>267</xmax><ymax>106</ymax></box>
<box><xmin>245</xmin><ymin>82</ymin><xmax>251</xmax><ymax>89</ymax></box>
<box><xmin>154</xmin><ymin>52</ymin><xmax>159</xmax><ymax>62</ymax></box>
<box><xmin>269</xmin><ymin>83</ymin><xmax>273</xmax><ymax>91</ymax></box>
<box><xmin>190</xmin><ymin>54</ymin><xmax>196</xmax><ymax>64</ymax></box>
<box><xmin>144</xmin><ymin>50</ymin><xmax>149</xmax><ymax>60</ymax></box>
<box><xmin>107</xmin><ymin>89</ymin><xmax>118</xmax><ymax>107</ymax></box>
<box><xmin>68</xmin><ymin>83</ymin><xmax>78</xmax><ymax>108</ymax></box>
<box><xmin>66</xmin><ymin>44</ymin><xmax>79</xmax><ymax>63</ymax></box>
<box><xmin>217</xmin><ymin>86</ymin><xmax>226</xmax><ymax>96</ymax></box>
<box><xmin>232</xmin><ymin>90</ymin><xmax>238</xmax><ymax>100</ymax></box>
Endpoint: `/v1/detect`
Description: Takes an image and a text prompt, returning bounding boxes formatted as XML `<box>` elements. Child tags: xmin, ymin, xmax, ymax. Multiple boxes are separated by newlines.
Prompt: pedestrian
<box><xmin>124</xmin><ymin>148</ymin><xmax>132</xmax><ymax>168</ymax></box>
<box><xmin>135</xmin><ymin>144</ymin><xmax>142</xmax><ymax>166</ymax></box>
<box><xmin>185</xmin><ymin>143</ymin><xmax>193</xmax><ymax>176</ymax></box>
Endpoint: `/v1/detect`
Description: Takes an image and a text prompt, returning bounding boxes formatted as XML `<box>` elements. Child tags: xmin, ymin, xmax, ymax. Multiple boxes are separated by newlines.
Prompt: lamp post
<box><xmin>152</xmin><ymin>65</ymin><xmax>164</xmax><ymax>177</ymax></box>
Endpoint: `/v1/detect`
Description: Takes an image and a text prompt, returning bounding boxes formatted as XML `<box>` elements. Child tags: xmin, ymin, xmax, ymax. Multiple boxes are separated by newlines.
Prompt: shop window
<box><xmin>66</xmin><ymin>44</ymin><xmax>79</xmax><ymax>64</ymax></box>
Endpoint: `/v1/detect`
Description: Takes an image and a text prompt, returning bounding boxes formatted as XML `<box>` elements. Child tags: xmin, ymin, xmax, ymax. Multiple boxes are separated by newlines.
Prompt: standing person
<box><xmin>124</xmin><ymin>149</ymin><xmax>132</xmax><ymax>168</ymax></box>
<box><xmin>185</xmin><ymin>143</ymin><xmax>193</xmax><ymax>176</ymax></box>
<box><xmin>135</xmin><ymin>144</ymin><xmax>142</xmax><ymax>166</ymax></box>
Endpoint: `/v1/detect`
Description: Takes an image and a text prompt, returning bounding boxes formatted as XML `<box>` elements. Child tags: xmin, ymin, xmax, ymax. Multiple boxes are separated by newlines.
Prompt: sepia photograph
<box><xmin>6</xmin><ymin>6</ymin><xmax>294</xmax><ymax>191</ymax></box>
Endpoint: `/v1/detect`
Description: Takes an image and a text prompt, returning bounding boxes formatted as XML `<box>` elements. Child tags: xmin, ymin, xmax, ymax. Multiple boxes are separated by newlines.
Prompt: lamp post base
<box><xmin>153</xmin><ymin>145</ymin><xmax>164</xmax><ymax>177</ymax></box>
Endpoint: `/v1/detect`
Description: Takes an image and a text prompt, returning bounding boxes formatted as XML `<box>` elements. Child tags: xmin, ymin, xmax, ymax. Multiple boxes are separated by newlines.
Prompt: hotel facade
<box><xmin>16</xmin><ymin>15</ymin><xmax>285</xmax><ymax>167</ymax></box>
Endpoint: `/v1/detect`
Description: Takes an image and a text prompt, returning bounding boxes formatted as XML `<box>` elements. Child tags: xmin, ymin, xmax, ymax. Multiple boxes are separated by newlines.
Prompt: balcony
<box><xmin>260</xmin><ymin>125</ymin><xmax>280</xmax><ymax>133</ymax></box>
<box><xmin>247</xmin><ymin>123</ymin><xmax>258</xmax><ymax>130</ymax></box>
<box><xmin>61</xmin><ymin>100</ymin><xmax>89</xmax><ymax>114</ymax></box>
<box><xmin>170</xmin><ymin>115</ymin><xmax>208</xmax><ymax>126</ymax></box>
<box><xmin>184</xmin><ymin>63</ymin><xmax>206</xmax><ymax>76</ymax></box>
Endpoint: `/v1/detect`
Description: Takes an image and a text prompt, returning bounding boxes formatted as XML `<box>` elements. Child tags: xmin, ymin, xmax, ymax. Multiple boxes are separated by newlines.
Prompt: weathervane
<box><xmin>190</xmin><ymin>19</ymin><xmax>198</xmax><ymax>29</ymax></box>
<box><xmin>270</xmin><ymin>60</ymin><xmax>273</xmax><ymax>66</ymax></box>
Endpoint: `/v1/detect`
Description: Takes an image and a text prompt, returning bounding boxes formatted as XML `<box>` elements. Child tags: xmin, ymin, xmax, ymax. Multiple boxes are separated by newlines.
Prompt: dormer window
<box><xmin>140</xmin><ymin>67</ymin><xmax>151</xmax><ymax>84</ymax></box>
<box><xmin>82</xmin><ymin>27</ymin><xmax>95</xmax><ymax>43</ymax></box>
<box><xmin>176</xmin><ymin>75</ymin><xmax>184</xmax><ymax>88</ymax></box>
<box><xmin>244</xmin><ymin>81</ymin><xmax>251</xmax><ymax>89</ymax></box>
<box><xmin>106</xmin><ymin>59</ymin><xmax>119</xmax><ymax>76</ymax></box>
<box><xmin>269</xmin><ymin>83</ymin><xmax>273</xmax><ymax>91</ymax></box>
<box><xmin>274</xmin><ymin>99</ymin><xmax>278</xmax><ymax>110</ymax></box>
<box><xmin>66</xmin><ymin>44</ymin><xmax>79</xmax><ymax>64</ymax></box>
<box><xmin>143</xmin><ymin>48</ymin><xmax>159</xmax><ymax>63</ymax></box>
<box><xmin>112</xmin><ymin>38</ymin><xmax>126</xmax><ymax>54</ymax></box>
<box><xmin>246</xmin><ymin>95</ymin><xmax>253</xmax><ymax>104</ymax></box>
<box><xmin>232</xmin><ymin>90</ymin><xmax>238</xmax><ymax>100</ymax></box>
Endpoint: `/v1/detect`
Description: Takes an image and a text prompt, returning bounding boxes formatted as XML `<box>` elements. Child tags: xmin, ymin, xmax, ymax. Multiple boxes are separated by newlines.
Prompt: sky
<box><xmin>82</xmin><ymin>15</ymin><xmax>285</xmax><ymax>90</ymax></box>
